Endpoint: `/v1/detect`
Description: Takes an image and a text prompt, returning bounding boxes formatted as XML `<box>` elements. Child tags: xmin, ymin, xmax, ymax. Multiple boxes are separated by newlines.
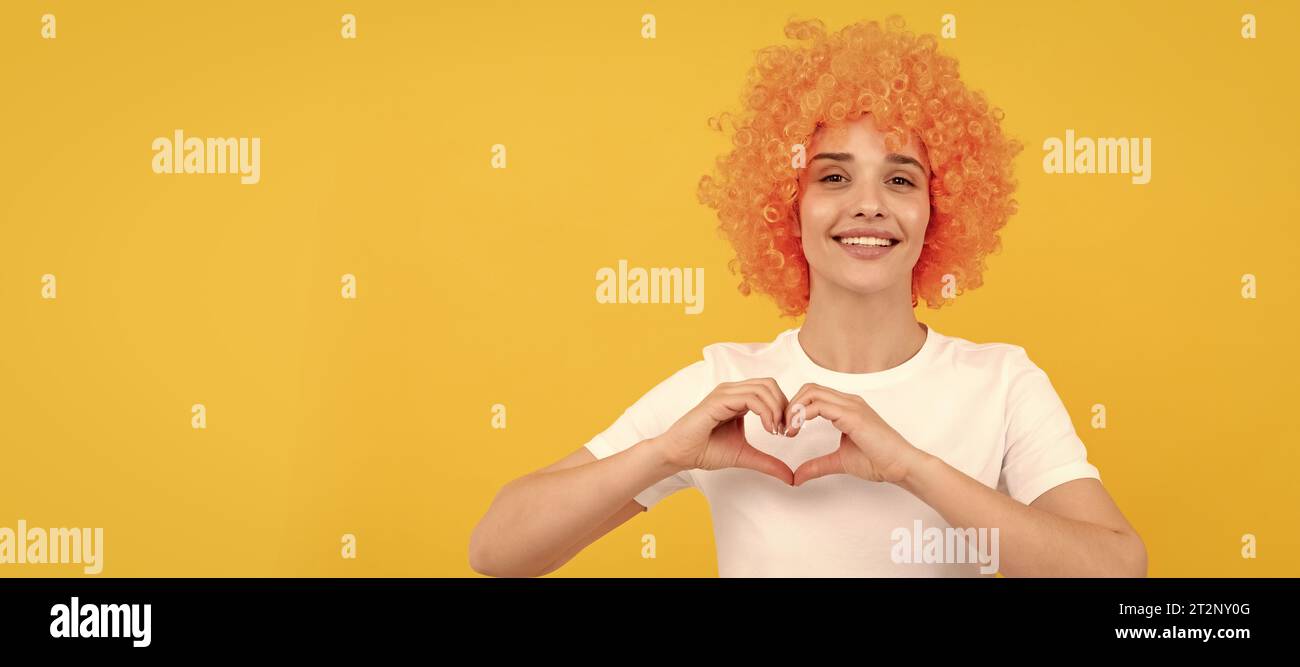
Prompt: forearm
<box><xmin>470</xmin><ymin>437</ymin><xmax>681</xmax><ymax>577</ymax></box>
<box><xmin>897</xmin><ymin>452</ymin><xmax>1144</xmax><ymax>577</ymax></box>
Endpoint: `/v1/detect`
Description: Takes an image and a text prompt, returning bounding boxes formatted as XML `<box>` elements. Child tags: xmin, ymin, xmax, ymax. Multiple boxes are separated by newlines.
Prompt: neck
<box><xmin>798</xmin><ymin>277</ymin><xmax>927</xmax><ymax>374</ymax></box>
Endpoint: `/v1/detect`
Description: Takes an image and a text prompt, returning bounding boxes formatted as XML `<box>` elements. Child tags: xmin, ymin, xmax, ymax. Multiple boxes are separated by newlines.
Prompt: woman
<box><xmin>470</xmin><ymin>15</ymin><xmax>1146</xmax><ymax>577</ymax></box>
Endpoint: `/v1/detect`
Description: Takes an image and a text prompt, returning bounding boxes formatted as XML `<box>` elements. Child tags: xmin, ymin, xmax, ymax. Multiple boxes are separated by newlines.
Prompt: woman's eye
<box><xmin>819</xmin><ymin>174</ymin><xmax>847</xmax><ymax>183</ymax></box>
<box><xmin>889</xmin><ymin>176</ymin><xmax>916</xmax><ymax>187</ymax></box>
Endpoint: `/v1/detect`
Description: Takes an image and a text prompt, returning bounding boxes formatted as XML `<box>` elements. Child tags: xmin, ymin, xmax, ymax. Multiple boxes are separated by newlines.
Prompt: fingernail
<box><xmin>789</xmin><ymin>404</ymin><xmax>806</xmax><ymax>430</ymax></box>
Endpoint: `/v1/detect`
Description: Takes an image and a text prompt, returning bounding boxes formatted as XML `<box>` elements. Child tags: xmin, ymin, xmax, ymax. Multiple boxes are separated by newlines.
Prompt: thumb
<box><xmin>733</xmin><ymin>443</ymin><xmax>795</xmax><ymax>486</ymax></box>
<box><xmin>792</xmin><ymin>443</ymin><xmax>850</xmax><ymax>486</ymax></box>
<box><xmin>722</xmin><ymin>417</ymin><xmax>794</xmax><ymax>485</ymax></box>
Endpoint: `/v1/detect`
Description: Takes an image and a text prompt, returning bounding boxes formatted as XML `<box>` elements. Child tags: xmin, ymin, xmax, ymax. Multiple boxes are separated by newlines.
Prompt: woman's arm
<box><xmin>470</xmin><ymin>377</ymin><xmax>798</xmax><ymax>577</ymax></box>
<box><xmin>468</xmin><ymin>437</ymin><xmax>680</xmax><ymax>578</ymax></box>
<box><xmin>785</xmin><ymin>383</ymin><xmax>1147</xmax><ymax>577</ymax></box>
<box><xmin>898</xmin><ymin>452</ymin><xmax>1147</xmax><ymax>577</ymax></box>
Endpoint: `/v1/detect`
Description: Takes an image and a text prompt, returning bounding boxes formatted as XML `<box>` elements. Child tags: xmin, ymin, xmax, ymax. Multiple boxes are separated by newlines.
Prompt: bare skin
<box><xmin>469</xmin><ymin>112</ymin><xmax>1146</xmax><ymax>578</ymax></box>
<box><xmin>469</xmin><ymin>379</ymin><xmax>794</xmax><ymax>577</ymax></box>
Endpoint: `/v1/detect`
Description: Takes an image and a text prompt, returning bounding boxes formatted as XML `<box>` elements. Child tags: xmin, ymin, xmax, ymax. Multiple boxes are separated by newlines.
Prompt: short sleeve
<box><xmin>998</xmin><ymin>348</ymin><xmax>1101</xmax><ymax>506</ymax></box>
<box><xmin>583</xmin><ymin>358</ymin><xmax>712</xmax><ymax>510</ymax></box>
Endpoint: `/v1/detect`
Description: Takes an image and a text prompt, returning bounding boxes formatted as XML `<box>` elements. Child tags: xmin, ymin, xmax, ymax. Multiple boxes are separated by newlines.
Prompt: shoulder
<box><xmin>635</xmin><ymin>333</ymin><xmax>783</xmax><ymax>394</ymax></box>
<box><xmin>931</xmin><ymin>333</ymin><xmax>1063</xmax><ymax>411</ymax></box>
<box><xmin>935</xmin><ymin>331</ymin><xmax>1040</xmax><ymax>377</ymax></box>
<box><xmin>701</xmin><ymin>337</ymin><xmax>785</xmax><ymax>363</ymax></box>
<box><xmin>638</xmin><ymin>330</ymin><xmax>791</xmax><ymax>396</ymax></box>
<box><xmin>696</xmin><ymin>329</ymin><xmax>793</xmax><ymax>377</ymax></box>
<box><xmin>620</xmin><ymin>334</ymin><xmax>786</xmax><ymax>416</ymax></box>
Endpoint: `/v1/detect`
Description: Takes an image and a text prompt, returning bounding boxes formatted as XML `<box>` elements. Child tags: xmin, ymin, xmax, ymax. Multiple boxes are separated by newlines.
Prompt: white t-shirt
<box><xmin>583</xmin><ymin>322</ymin><xmax>1102</xmax><ymax>577</ymax></box>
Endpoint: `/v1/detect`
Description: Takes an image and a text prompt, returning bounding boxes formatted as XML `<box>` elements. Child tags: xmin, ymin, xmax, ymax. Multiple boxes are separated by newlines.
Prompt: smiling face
<box><xmin>796</xmin><ymin>113</ymin><xmax>933</xmax><ymax>304</ymax></box>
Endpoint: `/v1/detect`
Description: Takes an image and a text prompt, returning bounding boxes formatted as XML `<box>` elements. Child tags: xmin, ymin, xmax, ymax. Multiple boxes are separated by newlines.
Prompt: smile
<box><xmin>834</xmin><ymin>235</ymin><xmax>898</xmax><ymax>259</ymax></box>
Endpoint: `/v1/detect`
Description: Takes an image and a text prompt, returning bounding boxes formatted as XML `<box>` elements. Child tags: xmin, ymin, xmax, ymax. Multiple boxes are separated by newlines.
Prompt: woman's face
<box><xmin>796</xmin><ymin>113</ymin><xmax>932</xmax><ymax>301</ymax></box>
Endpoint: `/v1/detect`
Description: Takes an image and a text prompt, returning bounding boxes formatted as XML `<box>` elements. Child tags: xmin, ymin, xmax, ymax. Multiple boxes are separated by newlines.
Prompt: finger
<box><xmin>716</xmin><ymin>388</ymin><xmax>780</xmax><ymax>436</ymax></box>
<box><xmin>785</xmin><ymin>391</ymin><xmax>855</xmax><ymax>438</ymax></box>
<box><xmin>742</xmin><ymin>383</ymin><xmax>785</xmax><ymax>435</ymax></box>
<box><xmin>792</xmin><ymin>444</ymin><xmax>850</xmax><ymax>486</ymax></box>
<box><xmin>784</xmin><ymin>383</ymin><xmax>837</xmax><ymax>434</ymax></box>
<box><xmin>784</xmin><ymin>388</ymin><xmax>834</xmax><ymax>437</ymax></box>
<box><xmin>785</xmin><ymin>402</ymin><xmax>806</xmax><ymax>436</ymax></box>
<box><xmin>787</xmin><ymin>382</ymin><xmax>851</xmax><ymax>410</ymax></box>
<box><xmin>747</xmin><ymin>378</ymin><xmax>790</xmax><ymax>433</ymax></box>
<box><xmin>734</xmin><ymin>442</ymin><xmax>794</xmax><ymax>486</ymax></box>
<box><xmin>782</xmin><ymin>383</ymin><xmax>816</xmax><ymax>436</ymax></box>
<box><xmin>786</xmin><ymin>382</ymin><xmax>817</xmax><ymax>411</ymax></box>
<box><xmin>735</xmin><ymin>383</ymin><xmax>787</xmax><ymax>435</ymax></box>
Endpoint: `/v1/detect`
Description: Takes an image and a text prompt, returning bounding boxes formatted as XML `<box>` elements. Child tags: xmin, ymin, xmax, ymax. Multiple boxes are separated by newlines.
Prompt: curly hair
<box><xmin>696</xmin><ymin>15</ymin><xmax>1025</xmax><ymax>317</ymax></box>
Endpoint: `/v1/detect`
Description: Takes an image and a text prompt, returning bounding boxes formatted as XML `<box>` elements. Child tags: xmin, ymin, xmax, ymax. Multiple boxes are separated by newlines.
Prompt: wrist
<box><xmin>642</xmin><ymin>436</ymin><xmax>689</xmax><ymax>475</ymax></box>
<box><xmin>895</xmin><ymin>446</ymin><xmax>940</xmax><ymax>492</ymax></box>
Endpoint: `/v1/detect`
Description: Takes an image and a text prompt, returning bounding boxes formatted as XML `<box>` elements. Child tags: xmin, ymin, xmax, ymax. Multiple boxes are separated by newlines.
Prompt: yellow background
<box><xmin>1</xmin><ymin>0</ymin><xmax>1296</xmax><ymax>576</ymax></box>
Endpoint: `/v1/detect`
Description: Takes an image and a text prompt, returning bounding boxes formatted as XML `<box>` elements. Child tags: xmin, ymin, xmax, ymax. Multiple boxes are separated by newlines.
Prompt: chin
<box><xmin>827</xmin><ymin>276</ymin><xmax>897</xmax><ymax>297</ymax></box>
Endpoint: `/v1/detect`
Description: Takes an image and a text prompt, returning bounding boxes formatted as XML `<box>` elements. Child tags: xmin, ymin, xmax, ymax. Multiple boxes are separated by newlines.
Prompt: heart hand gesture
<box><xmin>782</xmin><ymin>383</ymin><xmax>926</xmax><ymax>486</ymax></box>
<box><xmin>657</xmin><ymin>378</ymin><xmax>794</xmax><ymax>485</ymax></box>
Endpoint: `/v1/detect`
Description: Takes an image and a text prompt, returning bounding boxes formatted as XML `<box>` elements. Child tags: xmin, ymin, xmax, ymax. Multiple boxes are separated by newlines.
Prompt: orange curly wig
<box><xmin>696</xmin><ymin>15</ymin><xmax>1025</xmax><ymax>317</ymax></box>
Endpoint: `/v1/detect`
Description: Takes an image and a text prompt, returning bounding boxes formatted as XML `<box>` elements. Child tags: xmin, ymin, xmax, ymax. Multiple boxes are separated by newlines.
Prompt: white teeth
<box><xmin>837</xmin><ymin>236</ymin><xmax>894</xmax><ymax>247</ymax></box>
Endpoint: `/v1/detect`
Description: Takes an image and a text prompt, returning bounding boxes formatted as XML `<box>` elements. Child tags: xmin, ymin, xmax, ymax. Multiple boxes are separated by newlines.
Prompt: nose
<box><xmin>850</xmin><ymin>179</ymin><xmax>888</xmax><ymax>220</ymax></box>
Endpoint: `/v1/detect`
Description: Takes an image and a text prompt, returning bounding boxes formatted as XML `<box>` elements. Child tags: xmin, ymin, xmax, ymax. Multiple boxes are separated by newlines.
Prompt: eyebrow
<box><xmin>810</xmin><ymin>152</ymin><xmax>929</xmax><ymax>176</ymax></box>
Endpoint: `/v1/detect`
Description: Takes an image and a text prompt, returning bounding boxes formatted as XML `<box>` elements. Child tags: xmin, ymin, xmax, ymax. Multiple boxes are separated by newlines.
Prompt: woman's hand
<box><xmin>657</xmin><ymin>378</ymin><xmax>794</xmax><ymax>485</ymax></box>
<box><xmin>782</xmin><ymin>383</ymin><xmax>929</xmax><ymax>486</ymax></box>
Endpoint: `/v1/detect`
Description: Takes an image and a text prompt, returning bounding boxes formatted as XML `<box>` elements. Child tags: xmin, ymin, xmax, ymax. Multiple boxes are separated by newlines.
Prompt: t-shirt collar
<box><xmin>784</xmin><ymin>322</ymin><xmax>940</xmax><ymax>390</ymax></box>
